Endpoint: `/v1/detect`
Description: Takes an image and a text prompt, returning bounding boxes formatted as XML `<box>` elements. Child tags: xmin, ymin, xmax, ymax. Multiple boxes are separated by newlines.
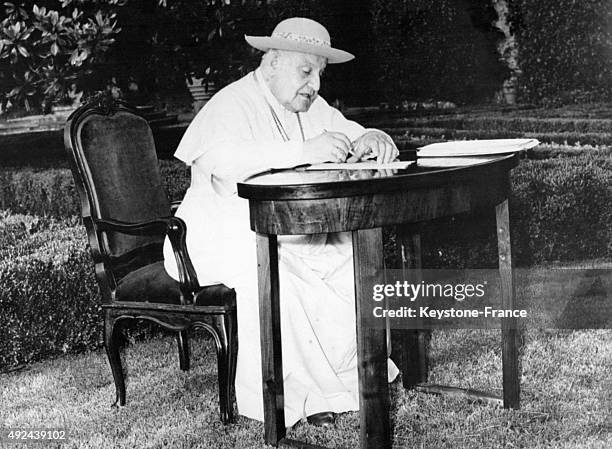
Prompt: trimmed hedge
<box><xmin>386</xmin><ymin>117</ymin><xmax>612</xmax><ymax>134</ymax></box>
<box><xmin>0</xmin><ymin>167</ymin><xmax>78</xmax><ymax>218</ymax></box>
<box><xmin>0</xmin><ymin>213</ymin><xmax>100</xmax><ymax>369</ymax></box>
<box><xmin>385</xmin><ymin>127</ymin><xmax>612</xmax><ymax>148</ymax></box>
<box><xmin>511</xmin><ymin>156</ymin><xmax>612</xmax><ymax>263</ymax></box>
<box><xmin>510</xmin><ymin>1</ymin><xmax>612</xmax><ymax>104</ymax></box>
<box><xmin>0</xmin><ymin>211</ymin><xmax>184</xmax><ymax>370</ymax></box>
<box><xmin>0</xmin><ymin>160</ymin><xmax>191</xmax><ymax>219</ymax></box>
<box><xmin>411</xmin><ymin>154</ymin><xmax>612</xmax><ymax>268</ymax></box>
<box><xmin>363</xmin><ymin>108</ymin><xmax>612</xmax><ymax>150</ymax></box>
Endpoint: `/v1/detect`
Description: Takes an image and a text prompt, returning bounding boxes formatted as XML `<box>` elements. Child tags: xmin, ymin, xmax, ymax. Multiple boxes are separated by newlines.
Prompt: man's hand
<box><xmin>303</xmin><ymin>131</ymin><xmax>352</xmax><ymax>163</ymax></box>
<box><xmin>347</xmin><ymin>131</ymin><xmax>398</xmax><ymax>163</ymax></box>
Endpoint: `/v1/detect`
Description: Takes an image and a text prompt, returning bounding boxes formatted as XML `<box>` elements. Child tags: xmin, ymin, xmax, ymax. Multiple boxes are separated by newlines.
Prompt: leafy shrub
<box><xmin>385</xmin><ymin>127</ymin><xmax>612</xmax><ymax>148</ymax></box>
<box><xmin>511</xmin><ymin>155</ymin><xmax>612</xmax><ymax>264</ymax></box>
<box><xmin>107</xmin><ymin>0</ymin><xmax>378</xmax><ymax>107</ymax></box>
<box><xmin>0</xmin><ymin>166</ymin><xmax>78</xmax><ymax>216</ymax></box>
<box><xmin>526</xmin><ymin>144</ymin><xmax>612</xmax><ymax>160</ymax></box>
<box><xmin>372</xmin><ymin>108</ymin><xmax>612</xmax><ymax>148</ymax></box>
<box><xmin>0</xmin><ymin>1</ymin><xmax>122</xmax><ymax>113</ymax></box>
<box><xmin>370</xmin><ymin>0</ymin><xmax>507</xmax><ymax>104</ymax></box>
<box><xmin>0</xmin><ymin>213</ymin><xmax>100</xmax><ymax>369</ymax></box>
<box><xmin>389</xmin><ymin>117</ymin><xmax>612</xmax><ymax>134</ymax></box>
<box><xmin>408</xmin><ymin>154</ymin><xmax>612</xmax><ymax>268</ymax></box>
<box><xmin>0</xmin><ymin>211</ymin><xmax>182</xmax><ymax>370</ymax></box>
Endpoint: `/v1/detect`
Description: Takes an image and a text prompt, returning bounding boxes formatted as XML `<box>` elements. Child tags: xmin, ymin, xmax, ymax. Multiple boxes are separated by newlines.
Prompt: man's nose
<box><xmin>308</xmin><ymin>73</ymin><xmax>320</xmax><ymax>92</ymax></box>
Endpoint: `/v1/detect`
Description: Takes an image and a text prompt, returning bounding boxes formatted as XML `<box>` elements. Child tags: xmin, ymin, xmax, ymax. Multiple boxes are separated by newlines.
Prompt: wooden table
<box><xmin>237</xmin><ymin>154</ymin><xmax>520</xmax><ymax>449</ymax></box>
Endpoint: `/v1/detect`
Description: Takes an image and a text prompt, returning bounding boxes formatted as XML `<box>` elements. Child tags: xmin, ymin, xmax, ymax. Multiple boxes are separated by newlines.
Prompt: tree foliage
<box><xmin>0</xmin><ymin>0</ymin><xmax>121</xmax><ymax>112</ymax></box>
<box><xmin>509</xmin><ymin>0</ymin><xmax>612</xmax><ymax>105</ymax></box>
<box><xmin>6</xmin><ymin>0</ymin><xmax>612</xmax><ymax>111</ymax></box>
<box><xmin>115</xmin><ymin>0</ymin><xmax>270</xmax><ymax>93</ymax></box>
<box><xmin>370</xmin><ymin>0</ymin><xmax>507</xmax><ymax>105</ymax></box>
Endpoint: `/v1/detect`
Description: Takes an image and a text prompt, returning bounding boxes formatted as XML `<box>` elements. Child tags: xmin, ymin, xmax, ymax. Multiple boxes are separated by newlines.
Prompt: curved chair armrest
<box><xmin>165</xmin><ymin>216</ymin><xmax>201</xmax><ymax>302</ymax></box>
<box><xmin>96</xmin><ymin>217</ymin><xmax>171</xmax><ymax>235</ymax></box>
<box><xmin>95</xmin><ymin>217</ymin><xmax>200</xmax><ymax>303</ymax></box>
<box><xmin>170</xmin><ymin>200</ymin><xmax>182</xmax><ymax>215</ymax></box>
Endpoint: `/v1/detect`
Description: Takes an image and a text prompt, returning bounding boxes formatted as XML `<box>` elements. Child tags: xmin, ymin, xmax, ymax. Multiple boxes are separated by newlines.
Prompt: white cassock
<box><xmin>163</xmin><ymin>68</ymin><xmax>398</xmax><ymax>426</ymax></box>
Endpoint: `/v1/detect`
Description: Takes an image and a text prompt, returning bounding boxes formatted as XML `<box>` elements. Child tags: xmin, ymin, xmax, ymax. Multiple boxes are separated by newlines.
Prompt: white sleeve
<box><xmin>174</xmin><ymin>90</ymin><xmax>308</xmax><ymax>183</ymax></box>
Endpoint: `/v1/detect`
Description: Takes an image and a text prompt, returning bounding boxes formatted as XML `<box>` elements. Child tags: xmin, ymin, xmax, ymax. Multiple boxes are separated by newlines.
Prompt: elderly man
<box><xmin>164</xmin><ymin>17</ymin><xmax>398</xmax><ymax>427</ymax></box>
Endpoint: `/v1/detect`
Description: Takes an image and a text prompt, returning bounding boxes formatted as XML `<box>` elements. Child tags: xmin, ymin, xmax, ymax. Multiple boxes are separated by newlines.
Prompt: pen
<box><xmin>242</xmin><ymin>163</ymin><xmax>313</xmax><ymax>182</ymax></box>
<box><xmin>323</xmin><ymin>128</ymin><xmax>356</xmax><ymax>157</ymax></box>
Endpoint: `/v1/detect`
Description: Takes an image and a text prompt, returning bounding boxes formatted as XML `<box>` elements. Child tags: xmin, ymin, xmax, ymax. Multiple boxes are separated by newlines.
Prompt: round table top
<box><xmin>237</xmin><ymin>153</ymin><xmax>519</xmax><ymax>201</ymax></box>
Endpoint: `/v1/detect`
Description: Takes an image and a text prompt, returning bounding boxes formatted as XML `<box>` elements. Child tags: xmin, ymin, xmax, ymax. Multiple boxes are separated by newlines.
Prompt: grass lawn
<box><xmin>2</xmin><ymin>327</ymin><xmax>610</xmax><ymax>449</ymax></box>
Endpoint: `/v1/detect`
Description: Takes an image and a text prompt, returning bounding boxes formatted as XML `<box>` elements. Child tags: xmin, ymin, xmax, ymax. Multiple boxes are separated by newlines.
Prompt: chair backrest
<box><xmin>64</xmin><ymin>100</ymin><xmax>171</xmax><ymax>296</ymax></box>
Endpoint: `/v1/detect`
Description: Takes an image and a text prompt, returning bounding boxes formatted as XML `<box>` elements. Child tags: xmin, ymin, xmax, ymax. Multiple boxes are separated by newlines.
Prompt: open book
<box><xmin>417</xmin><ymin>139</ymin><xmax>540</xmax><ymax>157</ymax></box>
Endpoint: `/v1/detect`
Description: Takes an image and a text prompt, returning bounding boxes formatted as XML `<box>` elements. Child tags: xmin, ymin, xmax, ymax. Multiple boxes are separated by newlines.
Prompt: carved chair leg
<box><xmin>104</xmin><ymin>312</ymin><xmax>126</xmax><ymax>406</ymax></box>
<box><xmin>176</xmin><ymin>330</ymin><xmax>190</xmax><ymax>371</ymax></box>
<box><xmin>211</xmin><ymin>313</ymin><xmax>236</xmax><ymax>425</ymax></box>
<box><xmin>226</xmin><ymin>310</ymin><xmax>238</xmax><ymax>423</ymax></box>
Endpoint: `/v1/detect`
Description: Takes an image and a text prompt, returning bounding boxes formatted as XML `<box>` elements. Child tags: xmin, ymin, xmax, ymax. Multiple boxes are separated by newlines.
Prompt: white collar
<box><xmin>253</xmin><ymin>68</ymin><xmax>291</xmax><ymax>118</ymax></box>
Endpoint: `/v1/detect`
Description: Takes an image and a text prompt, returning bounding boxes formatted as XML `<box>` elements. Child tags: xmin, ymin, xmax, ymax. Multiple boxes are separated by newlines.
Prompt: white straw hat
<box><xmin>245</xmin><ymin>17</ymin><xmax>354</xmax><ymax>64</ymax></box>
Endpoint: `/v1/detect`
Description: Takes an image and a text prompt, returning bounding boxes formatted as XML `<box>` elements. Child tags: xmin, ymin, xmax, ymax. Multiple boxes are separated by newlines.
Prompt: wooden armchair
<box><xmin>64</xmin><ymin>99</ymin><xmax>237</xmax><ymax>423</ymax></box>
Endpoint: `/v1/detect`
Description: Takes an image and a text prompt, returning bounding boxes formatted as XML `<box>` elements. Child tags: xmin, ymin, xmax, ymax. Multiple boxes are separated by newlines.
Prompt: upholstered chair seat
<box><xmin>116</xmin><ymin>263</ymin><xmax>236</xmax><ymax>308</ymax></box>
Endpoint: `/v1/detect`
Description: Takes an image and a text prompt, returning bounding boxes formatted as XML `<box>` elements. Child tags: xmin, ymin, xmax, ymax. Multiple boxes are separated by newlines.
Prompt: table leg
<box><xmin>397</xmin><ymin>230</ymin><xmax>429</xmax><ymax>388</ymax></box>
<box><xmin>256</xmin><ymin>233</ymin><xmax>286</xmax><ymax>445</ymax></box>
<box><xmin>352</xmin><ymin>228</ymin><xmax>391</xmax><ymax>449</ymax></box>
<box><xmin>495</xmin><ymin>199</ymin><xmax>520</xmax><ymax>409</ymax></box>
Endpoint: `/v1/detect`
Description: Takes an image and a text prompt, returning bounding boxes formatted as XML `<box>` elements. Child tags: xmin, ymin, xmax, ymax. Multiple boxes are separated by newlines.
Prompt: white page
<box><xmin>417</xmin><ymin>157</ymin><xmax>501</xmax><ymax>167</ymax></box>
<box><xmin>417</xmin><ymin>138</ymin><xmax>539</xmax><ymax>157</ymax></box>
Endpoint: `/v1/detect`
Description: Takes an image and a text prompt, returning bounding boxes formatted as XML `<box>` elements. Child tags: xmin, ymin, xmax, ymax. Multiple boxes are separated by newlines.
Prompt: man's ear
<box><xmin>269</xmin><ymin>49</ymin><xmax>280</xmax><ymax>68</ymax></box>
